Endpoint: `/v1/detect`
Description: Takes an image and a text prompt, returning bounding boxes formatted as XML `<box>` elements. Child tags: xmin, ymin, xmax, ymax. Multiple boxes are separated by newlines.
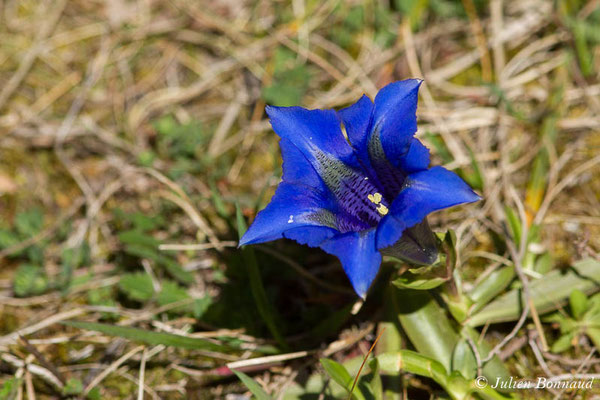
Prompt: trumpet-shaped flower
<box><xmin>239</xmin><ymin>80</ymin><xmax>480</xmax><ymax>298</ymax></box>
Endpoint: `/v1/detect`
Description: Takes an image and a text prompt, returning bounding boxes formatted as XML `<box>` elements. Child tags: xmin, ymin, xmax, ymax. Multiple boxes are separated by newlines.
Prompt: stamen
<box><xmin>377</xmin><ymin>204</ymin><xmax>389</xmax><ymax>216</ymax></box>
<box><xmin>367</xmin><ymin>192</ymin><xmax>383</xmax><ymax>205</ymax></box>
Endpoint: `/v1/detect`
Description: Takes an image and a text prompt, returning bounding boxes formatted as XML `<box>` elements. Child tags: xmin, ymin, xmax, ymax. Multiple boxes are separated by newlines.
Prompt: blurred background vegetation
<box><xmin>0</xmin><ymin>0</ymin><xmax>599</xmax><ymax>398</ymax></box>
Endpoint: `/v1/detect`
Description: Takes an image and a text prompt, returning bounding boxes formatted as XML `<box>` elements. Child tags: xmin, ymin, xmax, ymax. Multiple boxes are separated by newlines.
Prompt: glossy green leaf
<box><xmin>319</xmin><ymin>358</ymin><xmax>365</xmax><ymax>400</ymax></box>
<box><xmin>377</xmin><ymin>351</ymin><xmax>514</xmax><ymax>400</ymax></box>
<box><xmin>392</xmin><ymin>273</ymin><xmax>447</xmax><ymax>290</ymax></box>
<box><xmin>392</xmin><ymin>289</ymin><xmax>458</xmax><ymax>371</ymax></box>
<box><xmin>467</xmin><ymin>258</ymin><xmax>600</xmax><ymax>326</ymax></box>
<box><xmin>377</xmin><ymin>350</ymin><xmax>449</xmax><ymax>385</ymax></box>
<box><xmin>468</xmin><ymin>265</ymin><xmax>515</xmax><ymax>313</ymax></box>
<box><xmin>367</xmin><ymin>358</ymin><xmax>383</xmax><ymax>400</ymax></box>
<box><xmin>451</xmin><ymin>339</ymin><xmax>477</xmax><ymax>379</ymax></box>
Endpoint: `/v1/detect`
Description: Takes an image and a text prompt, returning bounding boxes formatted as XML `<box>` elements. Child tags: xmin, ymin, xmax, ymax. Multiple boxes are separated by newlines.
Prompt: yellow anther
<box><xmin>377</xmin><ymin>204</ymin><xmax>389</xmax><ymax>216</ymax></box>
<box><xmin>367</xmin><ymin>192</ymin><xmax>382</xmax><ymax>205</ymax></box>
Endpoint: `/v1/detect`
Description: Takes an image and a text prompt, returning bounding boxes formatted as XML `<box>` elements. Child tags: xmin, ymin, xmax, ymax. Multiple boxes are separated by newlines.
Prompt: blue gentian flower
<box><xmin>239</xmin><ymin>79</ymin><xmax>481</xmax><ymax>298</ymax></box>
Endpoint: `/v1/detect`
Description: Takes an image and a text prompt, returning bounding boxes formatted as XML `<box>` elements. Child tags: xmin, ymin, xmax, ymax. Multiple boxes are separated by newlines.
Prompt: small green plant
<box><xmin>546</xmin><ymin>290</ymin><xmax>600</xmax><ymax>353</ymax></box>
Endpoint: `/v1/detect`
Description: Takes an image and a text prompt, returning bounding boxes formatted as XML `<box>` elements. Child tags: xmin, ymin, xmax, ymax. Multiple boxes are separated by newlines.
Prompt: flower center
<box><xmin>314</xmin><ymin>150</ymin><xmax>391</xmax><ymax>232</ymax></box>
<box><xmin>367</xmin><ymin>192</ymin><xmax>389</xmax><ymax>216</ymax></box>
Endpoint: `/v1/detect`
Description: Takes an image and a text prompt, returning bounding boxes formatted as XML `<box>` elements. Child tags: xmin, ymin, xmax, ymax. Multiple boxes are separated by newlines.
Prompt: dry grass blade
<box><xmin>348</xmin><ymin>327</ymin><xmax>385</xmax><ymax>400</ymax></box>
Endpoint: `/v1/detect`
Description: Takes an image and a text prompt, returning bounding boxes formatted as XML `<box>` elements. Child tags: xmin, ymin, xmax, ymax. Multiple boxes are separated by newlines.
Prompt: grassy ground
<box><xmin>1</xmin><ymin>0</ymin><xmax>600</xmax><ymax>398</ymax></box>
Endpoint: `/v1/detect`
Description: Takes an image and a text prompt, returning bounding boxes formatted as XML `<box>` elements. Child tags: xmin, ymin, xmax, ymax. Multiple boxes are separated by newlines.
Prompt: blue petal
<box><xmin>268</xmin><ymin>105</ymin><xmax>388</xmax><ymax>229</ymax></box>
<box><xmin>280</xmin><ymin>138</ymin><xmax>322</xmax><ymax>188</ymax></box>
<box><xmin>283</xmin><ymin>226</ymin><xmax>338</xmax><ymax>247</ymax></box>
<box><xmin>376</xmin><ymin>166</ymin><xmax>481</xmax><ymax>249</ymax></box>
<box><xmin>239</xmin><ymin>182</ymin><xmax>339</xmax><ymax>246</ymax></box>
<box><xmin>319</xmin><ymin>229</ymin><xmax>381</xmax><ymax>298</ymax></box>
<box><xmin>266</xmin><ymin>105</ymin><xmax>356</xmax><ymax>166</ymax></box>
<box><xmin>338</xmin><ymin>94</ymin><xmax>374</xmax><ymax>157</ymax></box>
<box><xmin>399</xmin><ymin>138</ymin><xmax>430</xmax><ymax>173</ymax></box>
<box><xmin>373</xmin><ymin>79</ymin><xmax>422</xmax><ymax>167</ymax></box>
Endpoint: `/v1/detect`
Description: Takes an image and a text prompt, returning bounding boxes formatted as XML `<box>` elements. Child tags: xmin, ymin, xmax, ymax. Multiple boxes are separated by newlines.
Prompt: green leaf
<box><xmin>585</xmin><ymin>327</ymin><xmax>600</xmax><ymax>350</ymax></box>
<box><xmin>377</xmin><ymin>351</ymin><xmax>513</xmax><ymax>400</ymax></box>
<box><xmin>572</xmin><ymin>19</ymin><xmax>594</xmax><ymax>77</ymax></box>
<box><xmin>0</xmin><ymin>378</ymin><xmax>19</xmax><ymax>400</ymax></box>
<box><xmin>232</xmin><ymin>370</ymin><xmax>272</xmax><ymax>400</ymax></box>
<box><xmin>533</xmin><ymin>252</ymin><xmax>553</xmax><ymax>274</ymax></box>
<box><xmin>503</xmin><ymin>206</ymin><xmax>522</xmax><ymax>245</ymax></box>
<box><xmin>0</xmin><ymin>229</ymin><xmax>20</xmax><ymax>249</ymax></box>
<box><xmin>124</xmin><ymin>245</ymin><xmax>194</xmax><ymax>285</ymax></box>
<box><xmin>236</xmin><ymin>204</ymin><xmax>288</xmax><ymax>350</ymax></box>
<box><xmin>319</xmin><ymin>358</ymin><xmax>366</xmax><ymax>400</ymax></box>
<box><xmin>320</xmin><ymin>358</ymin><xmax>352</xmax><ymax>387</ymax></box>
<box><xmin>461</xmin><ymin>326</ymin><xmax>511</xmax><ymax>385</ymax></box>
<box><xmin>377</xmin><ymin>350</ymin><xmax>449</xmax><ymax>385</ymax></box>
<box><xmin>87</xmin><ymin>387</ymin><xmax>101</xmax><ymax>400</ymax></box>
<box><xmin>119</xmin><ymin>272</ymin><xmax>155</xmax><ymax>302</ymax></box>
<box><xmin>394</xmin><ymin>0</ymin><xmax>429</xmax><ymax>29</ymax></box>
<box><xmin>262</xmin><ymin>85</ymin><xmax>304</xmax><ymax>107</ymax></box>
<box><xmin>13</xmin><ymin>264</ymin><xmax>48</xmax><ymax>297</ymax></box>
<box><xmin>118</xmin><ymin>230</ymin><xmax>160</xmax><ymax>248</ymax></box>
<box><xmin>392</xmin><ymin>273</ymin><xmax>447</xmax><ymax>290</ymax></box>
<box><xmin>157</xmin><ymin>281</ymin><xmax>191</xmax><ymax>313</ymax></box>
<box><xmin>210</xmin><ymin>181</ymin><xmax>230</xmax><ymax>219</ymax></box>
<box><xmin>551</xmin><ymin>332</ymin><xmax>576</xmax><ymax>353</ymax></box>
<box><xmin>367</xmin><ymin>358</ymin><xmax>383</xmax><ymax>400</ymax></box>
<box><xmin>262</xmin><ymin>47</ymin><xmax>310</xmax><ymax>107</ymax></box>
<box><xmin>451</xmin><ymin>339</ymin><xmax>477</xmax><ymax>379</ymax></box>
<box><xmin>468</xmin><ymin>265</ymin><xmax>515</xmax><ymax>312</ymax></box>
<box><xmin>15</xmin><ymin>208</ymin><xmax>44</xmax><ymax>237</ymax></box>
<box><xmin>60</xmin><ymin>245</ymin><xmax>90</xmax><ymax>290</ymax></box>
<box><xmin>392</xmin><ymin>289</ymin><xmax>458</xmax><ymax>372</ymax></box>
<box><xmin>569</xmin><ymin>289</ymin><xmax>588</xmax><ymax>320</ymax></box>
<box><xmin>63</xmin><ymin>321</ymin><xmax>230</xmax><ymax>352</ymax></box>
<box><xmin>62</xmin><ymin>378</ymin><xmax>84</xmax><ymax>396</ymax></box>
<box><xmin>459</xmin><ymin>145</ymin><xmax>484</xmax><ymax>191</ymax></box>
<box><xmin>467</xmin><ymin>258</ymin><xmax>600</xmax><ymax>326</ymax></box>
<box><xmin>192</xmin><ymin>296</ymin><xmax>213</xmax><ymax>319</ymax></box>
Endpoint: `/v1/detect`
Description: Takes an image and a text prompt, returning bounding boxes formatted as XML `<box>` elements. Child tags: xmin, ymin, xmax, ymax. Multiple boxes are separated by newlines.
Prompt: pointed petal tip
<box><xmin>352</xmin><ymin>282</ymin><xmax>368</xmax><ymax>299</ymax></box>
<box><xmin>465</xmin><ymin>189</ymin><xmax>483</xmax><ymax>203</ymax></box>
<box><xmin>264</xmin><ymin>104</ymin><xmax>278</xmax><ymax>118</ymax></box>
<box><xmin>265</xmin><ymin>104</ymin><xmax>293</xmax><ymax>121</ymax></box>
<box><xmin>411</xmin><ymin>78</ymin><xmax>424</xmax><ymax>91</ymax></box>
<box><xmin>237</xmin><ymin>233</ymin><xmax>251</xmax><ymax>247</ymax></box>
<box><xmin>358</xmin><ymin>93</ymin><xmax>373</xmax><ymax>102</ymax></box>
